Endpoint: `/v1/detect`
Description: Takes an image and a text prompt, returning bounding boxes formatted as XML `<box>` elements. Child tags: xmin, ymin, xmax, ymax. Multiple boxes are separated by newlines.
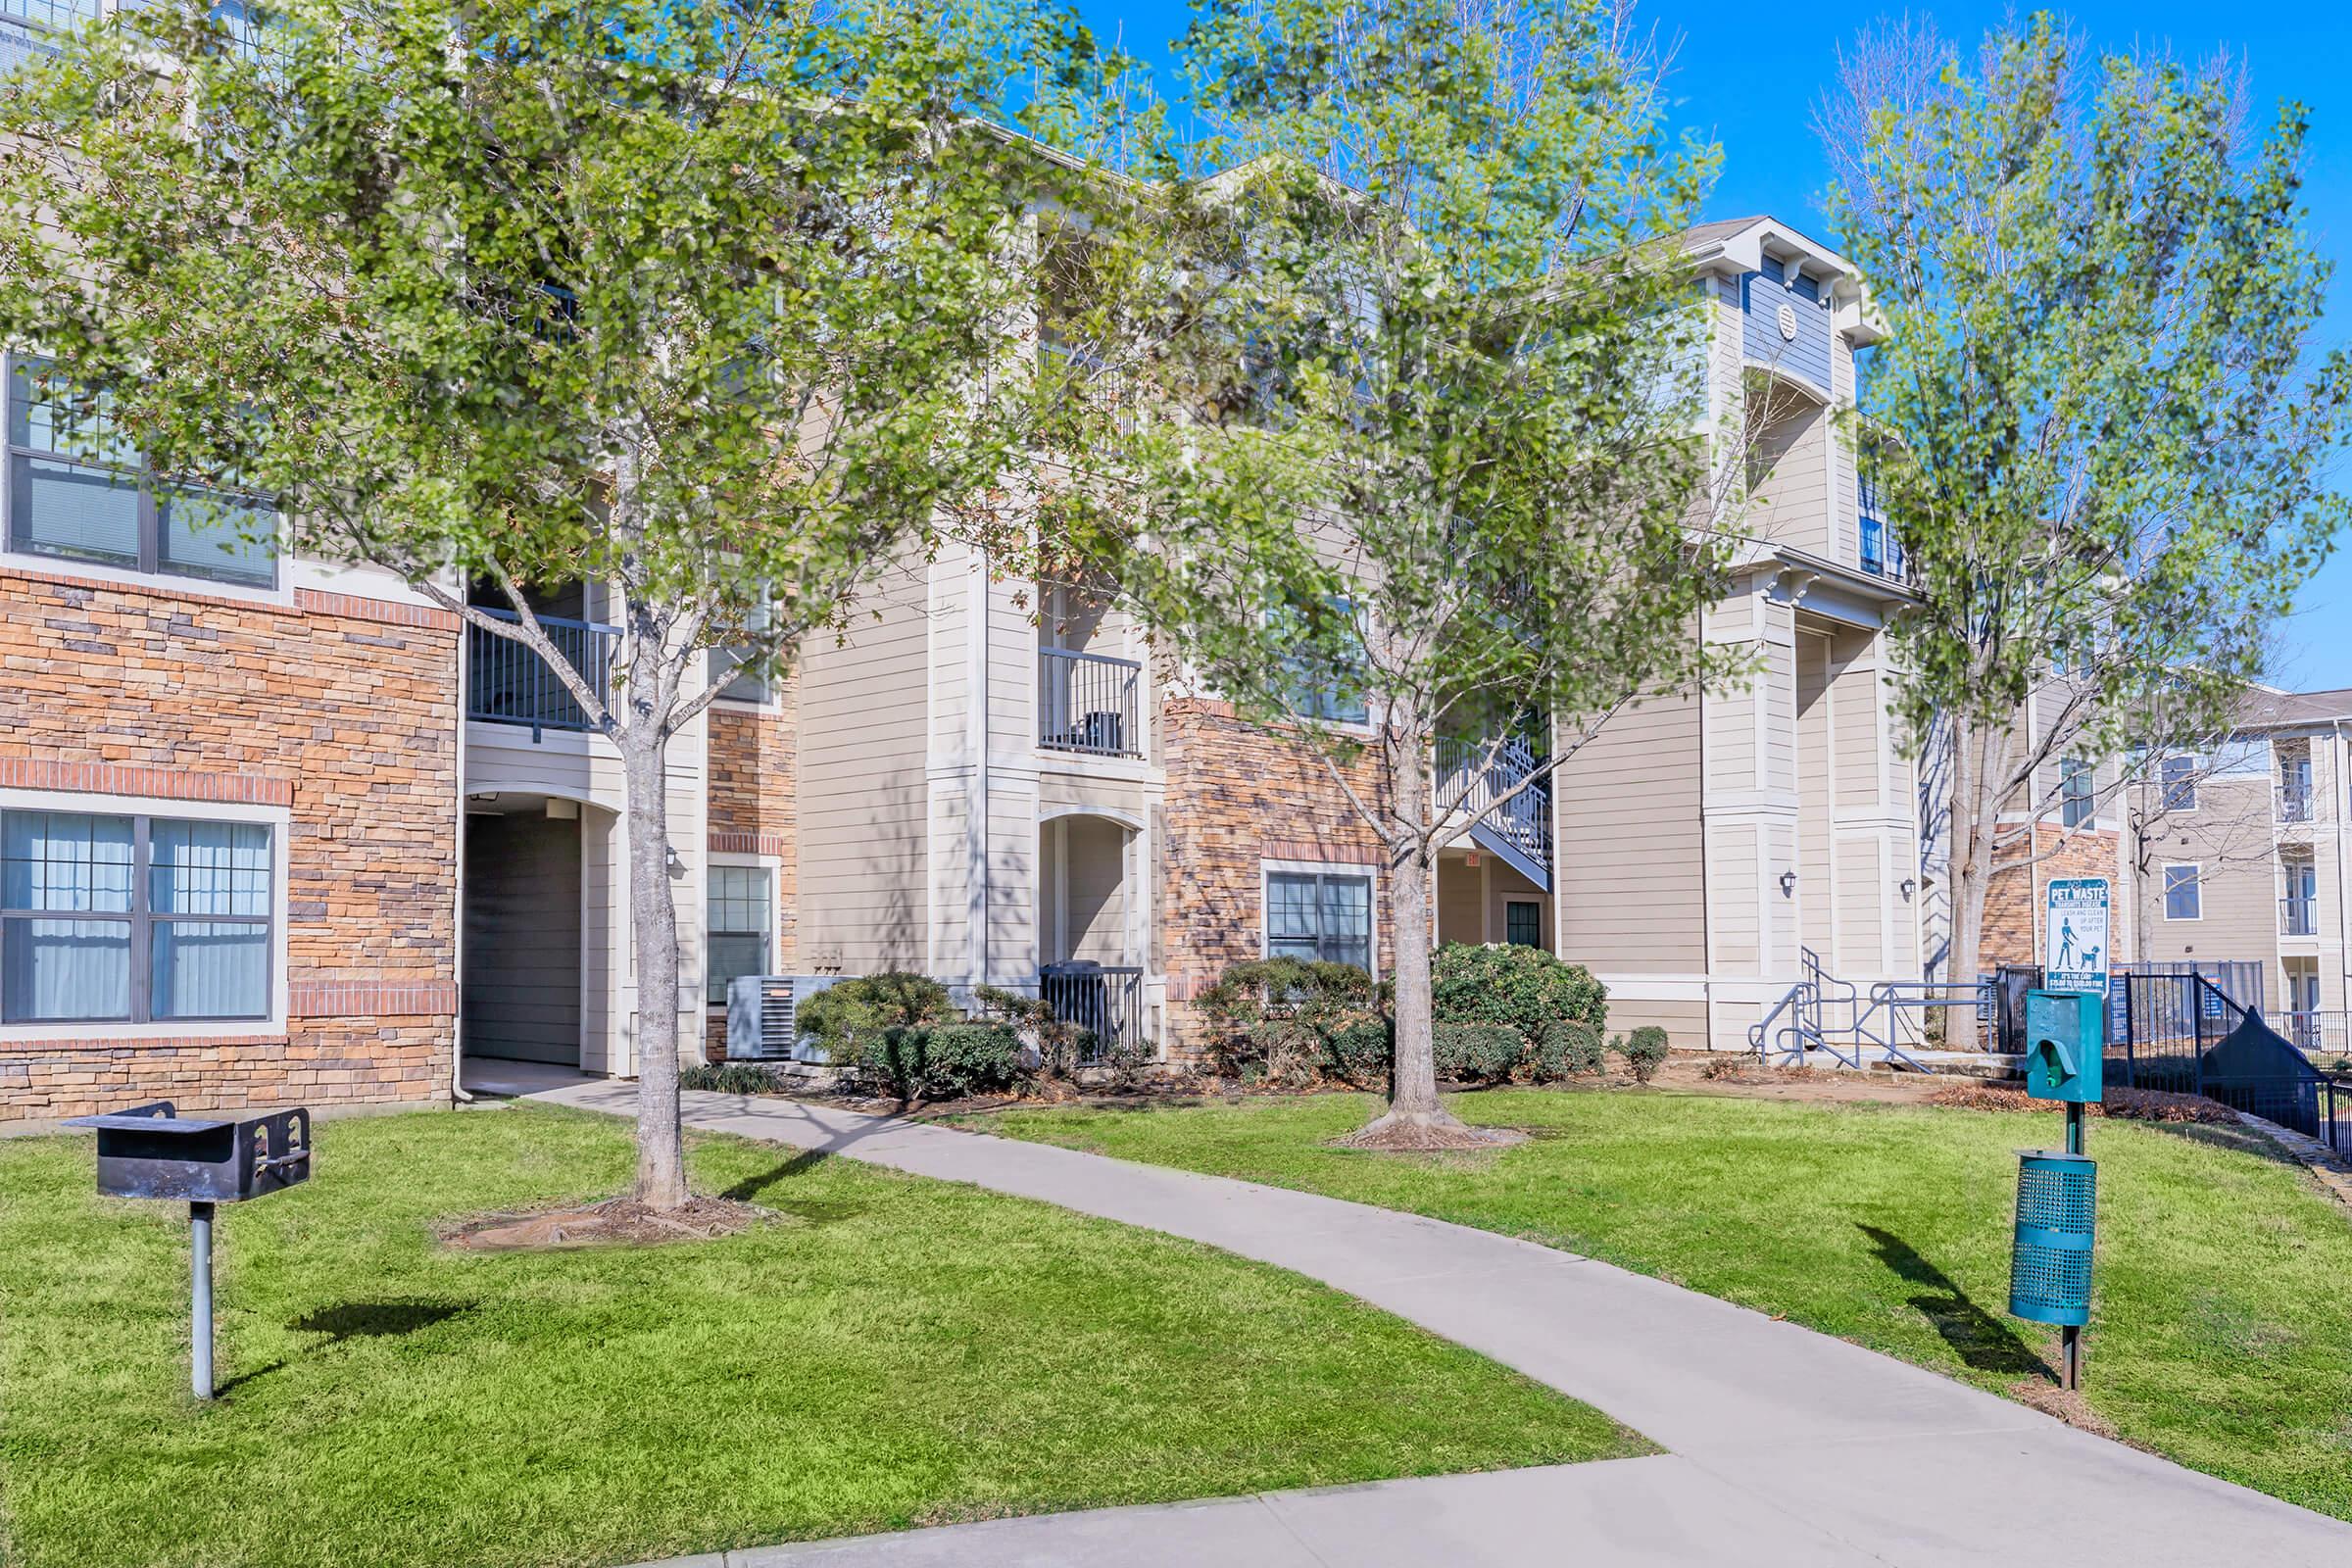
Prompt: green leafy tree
<box><xmin>1820</xmin><ymin>13</ymin><xmax>2351</xmax><ymax>986</ymax></box>
<box><xmin>1055</xmin><ymin>0</ymin><xmax>1734</xmax><ymax>1149</ymax></box>
<box><xmin>0</xmin><ymin>0</ymin><xmax>1144</xmax><ymax>1203</ymax></box>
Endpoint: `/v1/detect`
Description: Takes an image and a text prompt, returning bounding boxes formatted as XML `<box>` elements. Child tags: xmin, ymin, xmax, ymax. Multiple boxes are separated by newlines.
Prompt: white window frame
<box><xmin>0</xmin><ymin>786</ymin><xmax>291</xmax><ymax>1040</ymax></box>
<box><xmin>2161</xmin><ymin>862</ymin><xmax>2202</xmax><ymax>923</ymax></box>
<box><xmin>1258</xmin><ymin>858</ymin><xmax>1378</xmax><ymax>977</ymax></box>
<box><xmin>703</xmin><ymin>851</ymin><xmax>780</xmax><ymax>1005</ymax></box>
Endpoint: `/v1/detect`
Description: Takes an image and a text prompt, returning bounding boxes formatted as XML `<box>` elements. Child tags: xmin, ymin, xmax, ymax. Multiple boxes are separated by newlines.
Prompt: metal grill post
<box><xmin>190</xmin><ymin>1200</ymin><xmax>216</xmax><ymax>1400</ymax></box>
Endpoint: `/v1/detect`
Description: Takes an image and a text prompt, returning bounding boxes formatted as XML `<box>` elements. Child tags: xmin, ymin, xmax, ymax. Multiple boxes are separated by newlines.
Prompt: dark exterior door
<box><xmin>462</xmin><ymin>809</ymin><xmax>582</xmax><ymax>1064</ymax></box>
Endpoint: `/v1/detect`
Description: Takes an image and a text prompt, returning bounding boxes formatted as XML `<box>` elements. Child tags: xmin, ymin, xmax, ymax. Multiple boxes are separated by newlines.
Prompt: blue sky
<box><xmin>1067</xmin><ymin>1</ymin><xmax>2352</xmax><ymax>692</ymax></box>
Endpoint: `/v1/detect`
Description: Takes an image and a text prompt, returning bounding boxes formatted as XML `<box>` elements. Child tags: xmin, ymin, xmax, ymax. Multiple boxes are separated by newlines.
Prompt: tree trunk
<box><xmin>1945</xmin><ymin>714</ymin><xmax>1994</xmax><ymax>1048</ymax></box>
<box><xmin>1341</xmin><ymin>729</ymin><xmax>1506</xmax><ymax>1151</ymax></box>
<box><xmin>620</xmin><ymin>724</ymin><xmax>690</xmax><ymax>1208</ymax></box>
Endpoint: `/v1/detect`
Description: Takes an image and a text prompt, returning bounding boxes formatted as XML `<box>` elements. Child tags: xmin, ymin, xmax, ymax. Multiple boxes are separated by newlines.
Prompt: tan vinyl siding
<box><xmin>1556</xmin><ymin>690</ymin><xmax>1705</xmax><ymax>970</ymax></box>
<box><xmin>2132</xmin><ymin>774</ymin><xmax>2281</xmax><ymax>966</ymax></box>
<box><xmin>796</xmin><ymin>562</ymin><xmax>929</xmax><ymax>973</ymax></box>
<box><xmin>1745</xmin><ymin>400</ymin><xmax>1833</xmax><ymax>558</ymax></box>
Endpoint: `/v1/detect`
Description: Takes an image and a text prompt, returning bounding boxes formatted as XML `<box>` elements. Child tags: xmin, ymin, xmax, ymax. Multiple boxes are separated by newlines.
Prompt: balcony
<box><xmin>466</xmin><ymin>609</ymin><xmax>617</xmax><ymax>738</ymax></box>
<box><xmin>2281</xmin><ymin>895</ymin><xmax>2319</xmax><ymax>938</ymax></box>
<box><xmin>2278</xmin><ymin>780</ymin><xmax>2315</xmax><ymax>823</ymax></box>
<box><xmin>1039</xmin><ymin>646</ymin><xmax>1142</xmax><ymax>759</ymax></box>
<box><xmin>1038</xmin><ymin>961</ymin><xmax>1147</xmax><ymax>1063</ymax></box>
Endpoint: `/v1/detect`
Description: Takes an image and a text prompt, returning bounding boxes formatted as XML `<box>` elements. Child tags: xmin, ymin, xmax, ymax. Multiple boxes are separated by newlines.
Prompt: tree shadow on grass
<box><xmin>1857</xmin><ymin>1224</ymin><xmax>2051</xmax><ymax>1380</ymax></box>
<box><xmin>718</xmin><ymin>1147</ymin><xmax>830</xmax><ymax>1202</ymax></box>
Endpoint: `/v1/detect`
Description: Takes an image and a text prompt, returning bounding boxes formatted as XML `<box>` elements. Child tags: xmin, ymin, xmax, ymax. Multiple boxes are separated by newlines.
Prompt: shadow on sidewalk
<box><xmin>1857</xmin><ymin>1223</ymin><xmax>2051</xmax><ymax>1379</ymax></box>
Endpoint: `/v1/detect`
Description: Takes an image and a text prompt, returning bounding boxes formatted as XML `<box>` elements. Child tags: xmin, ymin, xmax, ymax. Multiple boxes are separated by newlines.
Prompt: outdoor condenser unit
<box><xmin>726</xmin><ymin>974</ymin><xmax>852</xmax><ymax>1062</ymax></box>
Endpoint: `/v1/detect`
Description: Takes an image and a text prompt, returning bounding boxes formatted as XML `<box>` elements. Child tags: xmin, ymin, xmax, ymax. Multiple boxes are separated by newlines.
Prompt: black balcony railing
<box><xmin>466</xmin><ymin>609</ymin><xmax>617</xmax><ymax>737</ymax></box>
<box><xmin>2281</xmin><ymin>895</ymin><xmax>2319</xmax><ymax>938</ymax></box>
<box><xmin>1039</xmin><ymin>961</ymin><xmax>1146</xmax><ymax>1063</ymax></box>
<box><xmin>1039</xmin><ymin>646</ymin><xmax>1142</xmax><ymax>758</ymax></box>
<box><xmin>2278</xmin><ymin>781</ymin><xmax>2315</xmax><ymax>823</ymax></box>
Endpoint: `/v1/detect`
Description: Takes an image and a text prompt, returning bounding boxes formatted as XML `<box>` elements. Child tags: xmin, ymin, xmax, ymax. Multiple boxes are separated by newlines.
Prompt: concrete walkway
<box><xmin>530</xmin><ymin>1082</ymin><xmax>2352</xmax><ymax>1567</ymax></box>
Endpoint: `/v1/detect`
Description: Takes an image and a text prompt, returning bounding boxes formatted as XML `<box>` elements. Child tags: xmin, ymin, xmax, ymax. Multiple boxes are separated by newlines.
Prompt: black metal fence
<box><xmin>1038</xmin><ymin>962</ymin><xmax>1146</xmax><ymax>1063</ymax></box>
<box><xmin>466</xmin><ymin>610</ymin><xmax>617</xmax><ymax>736</ymax></box>
<box><xmin>1039</xmin><ymin>647</ymin><xmax>1142</xmax><ymax>758</ymax></box>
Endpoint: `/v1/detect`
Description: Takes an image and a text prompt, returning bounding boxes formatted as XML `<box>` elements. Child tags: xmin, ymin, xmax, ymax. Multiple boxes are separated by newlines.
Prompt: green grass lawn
<box><xmin>0</xmin><ymin>1103</ymin><xmax>1641</xmax><ymax>1568</ymax></box>
<box><xmin>978</xmin><ymin>1089</ymin><xmax>2352</xmax><ymax>1521</ymax></box>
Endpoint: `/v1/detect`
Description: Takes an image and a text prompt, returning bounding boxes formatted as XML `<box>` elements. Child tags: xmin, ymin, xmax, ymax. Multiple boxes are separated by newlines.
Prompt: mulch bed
<box><xmin>440</xmin><ymin>1196</ymin><xmax>772</xmax><ymax>1252</ymax></box>
<box><xmin>1927</xmin><ymin>1080</ymin><xmax>2237</xmax><ymax>1125</ymax></box>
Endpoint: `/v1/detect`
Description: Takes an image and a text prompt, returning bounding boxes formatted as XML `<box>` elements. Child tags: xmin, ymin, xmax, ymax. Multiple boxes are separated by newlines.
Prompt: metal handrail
<box><xmin>466</xmin><ymin>608</ymin><xmax>618</xmax><ymax>739</ymax></box>
<box><xmin>1038</xmin><ymin>646</ymin><xmax>1142</xmax><ymax>758</ymax></box>
<box><xmin>2280</xmin><ymin>896</ymin><xmax>2319</xmax><ymax>937</ymax></box>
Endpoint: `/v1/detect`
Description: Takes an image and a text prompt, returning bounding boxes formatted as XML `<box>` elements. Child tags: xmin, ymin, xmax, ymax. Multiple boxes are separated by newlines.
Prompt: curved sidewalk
<box><xmin>530</xmin><ymin>1081</ymin><xmax>2352</xmax><ymax>1568</ymax></box>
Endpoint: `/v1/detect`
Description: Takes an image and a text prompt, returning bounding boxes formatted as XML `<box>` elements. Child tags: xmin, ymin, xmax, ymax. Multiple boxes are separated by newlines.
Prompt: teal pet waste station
<box><xmin>2013</xmin><ymin>985</ymin><xmax>2103</xmax><ymax>1389</ymax></box>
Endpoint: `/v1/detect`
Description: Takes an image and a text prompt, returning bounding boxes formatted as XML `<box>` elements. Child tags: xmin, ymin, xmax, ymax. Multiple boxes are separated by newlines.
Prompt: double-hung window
<box><xmin>5</xmin><ymin>357</ymin><xmax>277</xmax><ymax>588</ymax></box>
<box><xmin>1265</xmin><ymin>869</ymin><xmax>1372</xmax><ymax>972</ymax></box>
<box><xmin>2162</xmin><ymin>864</ymin><xmax>2201</xmax><ymax>922</ymax></box>
<box><xmin>1505</xmin><ymin>900</ymin><xmax>1543</xmax><ymax>948</ymax></box>
<box><xmin>707</xmin><ymin>595</ymin><xmax>773</xmax><ymax>705</ymax></box>
<box><xmin>2058</xmin><ymin>758</ymin><xmax>2093</xmax><ymax>828</ymax></box>
<box><xmin>1</xmin><ymin>810</ymin><xmax>273</xmax><ymax>1023</ymax></box>
<box><xmin>1275</xmin><ymin>597</ymin><xmax>1368</xmax><ymax>725</ymax></box>
<box><xmin>2159</xmin><ymin>755</ymin><xmax>2198</xmax><ymax>813</ymax></box>
<box><xmin>706</xmin><ymin>865</ymin><xmax>773</xmax><ymax>1004</ymax></box>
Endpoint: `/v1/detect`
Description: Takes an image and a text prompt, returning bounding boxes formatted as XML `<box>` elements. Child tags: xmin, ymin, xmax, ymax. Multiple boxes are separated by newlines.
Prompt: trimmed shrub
<box><xmin>1195</xmin><ymin>957</ymin><xmax>1383</xmax><ymax>1086</ymax></box>
<box><xmin>800</xmin><ymin>972</ymin><xmax>956</xmax><ymax>1063</ymax></box>
<box><xmin>1323</xmin><ymin>1015</ymin><xmax>1393</xmax><ymax>1088</ymax></box>
<box><xmin>678</xmin><ymin>1061</ymin><xmax>783</xmax><ymax>1095</ymax></box>
<box><xmin>1433</xmin><ymin>1022</ymin><xmax>1523</xmax><ymax>1084</ymax></box>
<box><xmin>1431</xmin><ymin>944</ymin><xmax>1607</xmax><ymax>1051</ymax></box>
<box><xmin>844</xmin><ymin>1022</ymin><xmax>1023</xmax><ymax>1102</ymax></box>
<box><xmin>1615</xmin><ymin>1025</ymin><xmax>1670</xmax><ymax>1083</ymax></box>
<box><xmin>1533</xmin><ymin>1018</ymin><xmax>1606</xmax><ymax>1082</ymax></box>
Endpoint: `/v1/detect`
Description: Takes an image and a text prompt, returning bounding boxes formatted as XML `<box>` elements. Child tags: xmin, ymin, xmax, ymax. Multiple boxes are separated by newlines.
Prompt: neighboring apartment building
<box><xmin>0</xmin><ymin>209</ymin><xmax>1934</xmax><ymax>1122</ymax></box>
<box><xmin>2125</xmin><ymin>689</ymin><xmax>2352</xmax><ymax>1053</ymax></box>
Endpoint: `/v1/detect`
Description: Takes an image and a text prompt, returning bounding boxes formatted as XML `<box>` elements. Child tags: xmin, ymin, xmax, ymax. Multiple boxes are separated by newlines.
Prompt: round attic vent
<box><xmin>1777</xmin><ymin>303</ymin><xmax>1799</xmax><ymax>342</ymax></box>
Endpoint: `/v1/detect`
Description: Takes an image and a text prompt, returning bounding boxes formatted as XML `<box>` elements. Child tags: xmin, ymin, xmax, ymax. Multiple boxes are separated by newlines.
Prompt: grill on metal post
<box><xmin>64</xmin><ymin>1100</ymin><xmax>313</xmax><ymax>1399</ymax></box>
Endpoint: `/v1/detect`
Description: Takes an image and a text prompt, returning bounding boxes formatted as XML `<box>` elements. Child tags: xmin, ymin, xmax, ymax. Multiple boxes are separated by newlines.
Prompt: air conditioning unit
<box><xmin>726</xmin><ymin>974</ymin><xmax>851</xmax><ymax>1061</ymax></box>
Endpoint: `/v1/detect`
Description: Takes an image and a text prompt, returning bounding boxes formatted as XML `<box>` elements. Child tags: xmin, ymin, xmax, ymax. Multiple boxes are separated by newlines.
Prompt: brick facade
<box><xmin>0</xmin><ymin>569</ymin><xmax>460</xmax><ymax>1120</ymax></box>
<box><xmin>1158</xmin><ymin>699</ymin><xmax>1393</xmax><ymax>1059</ymax></box>
<box><xmin>1981</xmin><ymin>826</ymin><xmax>2122</xmax><ymax>971</ymax></box>
<box><xmin>703</xmin><ymin>682</ymin><xmax>798</xmax><ymax>1057</ymax></box>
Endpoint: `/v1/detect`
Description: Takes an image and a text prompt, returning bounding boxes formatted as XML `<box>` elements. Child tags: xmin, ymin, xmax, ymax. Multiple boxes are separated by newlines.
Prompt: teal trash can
<box><xmin>2009</xmin><ymin>1151</ymin><xmax>2096</xmax><ymax>1327</ymax></box>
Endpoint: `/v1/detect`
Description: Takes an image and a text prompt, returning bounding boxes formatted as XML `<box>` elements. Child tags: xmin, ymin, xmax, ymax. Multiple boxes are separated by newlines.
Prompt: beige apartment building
<box><xmin>785</xmin><ymin>215</ymin><xmax>1928</xmax><ymax>1062</ymax></box>
<box><xmin>2126</xmin><ymin>689</ymin><xmax>2352</xmax><ymax>1054</ymax></box>
<box><xmin>1</xmin><ymin>210</ymin><xmax>1938</xmax><ymax>1122</ymax></box>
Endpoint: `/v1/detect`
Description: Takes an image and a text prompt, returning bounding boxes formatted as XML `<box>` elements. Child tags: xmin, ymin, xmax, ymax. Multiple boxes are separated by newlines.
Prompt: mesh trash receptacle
<box><xmin>2009</xmin><ymin>1150</ymin><xmax>2096</xmax><ymax>1327</ymax></box>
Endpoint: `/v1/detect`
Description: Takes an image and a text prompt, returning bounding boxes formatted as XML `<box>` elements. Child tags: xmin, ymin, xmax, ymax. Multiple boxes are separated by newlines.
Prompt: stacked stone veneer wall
<box><xmin>1981</xmin><ymin>826</ymin><xmax>2122</xmax><ymax>972</ymax></box>
<box><xmin>701</xmin><ymin>682</ymin><xmax>798</xmax><ymax>1059</ymax></box>
<box><xmin>1159</xmin><ymin>699</ymin><xmax>1394</xmax><ymax>1060</ymax></box>
<box><xmin>0</xmin><ymin>569</ymin><xmax>460</xmax><ymax>1120</ymax></box>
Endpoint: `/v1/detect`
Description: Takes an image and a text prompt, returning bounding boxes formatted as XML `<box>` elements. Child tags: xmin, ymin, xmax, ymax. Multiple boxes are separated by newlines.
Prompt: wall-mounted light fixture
<box><xmin>1899</xmin><ymin>877</ymin><xmax>1917</xmax><ymax>902</ymax></box>
<box><xmin>1779</xmin><ymin>870</ymin><xmax>1797</xmax><ymax>897</ymax></box>
<box><xmin>665</xmin><ymin>846</ymin><xmax>684</xmax><ymax>875</ymax></box>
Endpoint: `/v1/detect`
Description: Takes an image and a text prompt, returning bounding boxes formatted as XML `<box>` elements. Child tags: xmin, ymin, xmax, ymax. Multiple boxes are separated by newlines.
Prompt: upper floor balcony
<box><xmin>1038</xmin><ymin>645</ymin><xmax>1142</xmax><ymax>760</ymax></box>
<box><xmin>2281</xmin><ymin>894</ymin><xmax>2319</xmax><ymax>938</ymax></box>
<box><xmin>466</xmin><ymin>609</ymin><xmax>617</xmax><ymax>740</ymax></box>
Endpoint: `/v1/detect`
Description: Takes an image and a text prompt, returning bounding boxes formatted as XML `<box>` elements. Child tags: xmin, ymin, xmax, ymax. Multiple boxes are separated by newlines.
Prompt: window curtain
<box><xmin>1</xmin><ymin>812</ymin><xmax>132</xmax><ymax>1021</ymax></box>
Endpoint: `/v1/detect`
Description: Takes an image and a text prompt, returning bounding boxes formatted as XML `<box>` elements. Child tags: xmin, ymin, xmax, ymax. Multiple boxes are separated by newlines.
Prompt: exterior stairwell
<box><xmin>1435</xmin><ymin>736</ymin><xmax>1551</xmax><ymax>891</ymax></box>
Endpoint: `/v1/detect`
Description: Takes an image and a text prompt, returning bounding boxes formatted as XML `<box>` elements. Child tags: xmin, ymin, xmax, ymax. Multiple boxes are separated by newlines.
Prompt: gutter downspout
<box><xmin>450</xmin><ymin>600</ymin><xmax>472</xmax><ymax>1105</ymax></box>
